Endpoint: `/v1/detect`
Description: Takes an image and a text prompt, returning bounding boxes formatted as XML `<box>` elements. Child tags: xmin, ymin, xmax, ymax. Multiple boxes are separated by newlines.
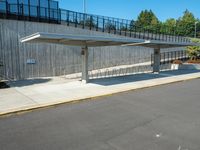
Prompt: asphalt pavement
<box><xmin>0</xmin><ymin>79</ymin><xmax>200</xmax><ymax>150</ymax></box>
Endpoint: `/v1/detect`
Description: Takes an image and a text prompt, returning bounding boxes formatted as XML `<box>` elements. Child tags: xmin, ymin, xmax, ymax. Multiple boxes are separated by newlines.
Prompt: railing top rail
<box><xmin>60</xmin><ymin>8</ymin><xmax>133</xmax><ymax>23</ymax></box>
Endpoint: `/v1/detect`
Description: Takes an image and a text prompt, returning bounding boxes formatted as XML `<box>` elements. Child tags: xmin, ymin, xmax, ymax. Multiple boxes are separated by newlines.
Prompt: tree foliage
<box><xmin>161</xmin><ymin>18</ymin><xmax>176</xmax><ymax>34</ymax></box>
<box><xmin>131</xmin><ymin>10</ymin><xmax>160</xmax><ymax>32</ymax></box>
<box><xmin>135</xmin><ymin>10</ymin><xmax>159</xmax><ymax>27</ymax></box>
<box><xmin>176</xmin><ymin>10</ymin><xmax>196</xmax><ymax>36</ymax></box>
<box><xmin>132</xmin><ymin>9</ymin><xmax>200</xmax><ymax>37</ymax></box>
<box><xmin>187</xmin><ymin>38</ymin><xmax>200</xmax><ymax>59</ymax></box>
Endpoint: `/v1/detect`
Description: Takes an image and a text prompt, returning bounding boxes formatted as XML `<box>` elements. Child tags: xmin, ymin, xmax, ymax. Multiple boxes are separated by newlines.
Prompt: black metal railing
<box><xmin>60</xmin><ymin>9</ymin><xmax>191</xmax><ymax>43</ymax></box>
<box><xmin>0</xmin><ymin>1</ymin><xmax>191</xmax><ymax>43</ymax></box>
<box><xmin>0</xmin><ymin>1</ymin><xmax>61</xmax><ymax>23</ymax></box>
<box><xmin>151</xmin><ymin>50</ymin><xmax>190</xmax><ymax>65</ymax></box>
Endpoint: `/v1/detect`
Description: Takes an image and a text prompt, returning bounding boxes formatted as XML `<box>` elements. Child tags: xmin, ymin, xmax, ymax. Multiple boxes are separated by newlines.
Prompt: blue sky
<box><xmin>59</xmin><ymin>0</ymin><xmax>200</xmax><ymax>21</ymax></box>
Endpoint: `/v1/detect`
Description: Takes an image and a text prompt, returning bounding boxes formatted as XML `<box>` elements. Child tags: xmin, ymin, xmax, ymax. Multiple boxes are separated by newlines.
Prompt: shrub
<box><xmin>186</xmin><ymin>38</ymin><xmax>200</xmax><ymax>59</ymax></box>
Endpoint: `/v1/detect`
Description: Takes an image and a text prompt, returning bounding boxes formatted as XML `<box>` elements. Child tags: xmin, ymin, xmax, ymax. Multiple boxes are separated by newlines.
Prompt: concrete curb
<box><xmin>0</xmin><ymin>73</ymin><xmax>200</xmax><ymax>117</ymax></box>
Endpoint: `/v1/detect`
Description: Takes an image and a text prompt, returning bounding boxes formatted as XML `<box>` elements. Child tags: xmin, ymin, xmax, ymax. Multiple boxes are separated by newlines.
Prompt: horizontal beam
<box><xmin>20</xmin><ymin>32</ymin><xmax>197</xmax><ymax>48</ymax></box>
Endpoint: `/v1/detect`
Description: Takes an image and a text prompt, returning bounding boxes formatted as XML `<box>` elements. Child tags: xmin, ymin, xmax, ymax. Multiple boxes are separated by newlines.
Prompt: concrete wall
<box><xmin>0</xmin><ymin>19</ymin><xmax>184</xmax><ymax>80</ymax></box>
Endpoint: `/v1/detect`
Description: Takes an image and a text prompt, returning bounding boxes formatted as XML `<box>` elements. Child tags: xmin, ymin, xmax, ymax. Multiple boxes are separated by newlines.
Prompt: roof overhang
<box><xmin>20</xmin><ymin>32</ymin><xmax>197</xmax><ymax>49</ymax></box>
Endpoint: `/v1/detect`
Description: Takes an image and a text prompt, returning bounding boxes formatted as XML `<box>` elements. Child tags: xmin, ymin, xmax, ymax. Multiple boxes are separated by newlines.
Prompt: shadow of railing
<box><xmin>89</xmin><ymin>65</ymin><xmax>153</xmax><ymax>79</ymax></box>
<box><xmin>90</xmin><ymin>69</ymin><xmax>200</xmax><ymax>86</ymax></box>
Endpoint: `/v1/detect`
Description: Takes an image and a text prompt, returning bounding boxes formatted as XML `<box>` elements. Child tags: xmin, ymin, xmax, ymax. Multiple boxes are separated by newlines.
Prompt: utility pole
<box><xmin>83</xmin><ymin>0</ymin><xmax>86</xmax><ymax>27</ymax></box>
<box><xmin>194</xmin><ymin>21</ymin><xmax>198</xmax><ymax>38</ymax></box>
<box><xmin>174</xmin><ymin>20</ymin><xmax>177</xmax><ymax>36</ymax></box>
<box><xmin>83</xmin><ymin>0</ymin><xmax>86</xmax><ymax>13</ymax></box>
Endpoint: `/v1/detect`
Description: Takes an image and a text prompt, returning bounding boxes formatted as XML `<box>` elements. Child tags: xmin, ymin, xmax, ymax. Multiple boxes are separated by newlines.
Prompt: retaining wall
<box><xmin>0</xmin><ymin>19</ymin><xmax>184</xmax><ymax>80</ymax></box>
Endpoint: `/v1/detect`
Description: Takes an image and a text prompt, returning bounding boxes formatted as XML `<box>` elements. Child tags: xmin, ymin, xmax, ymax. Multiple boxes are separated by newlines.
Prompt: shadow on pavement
<box><xmin>8</xmin><ymin>78</ymin><xmax>52</xmax><ymax>87</ymax></box>
<box><xmin>90</xmin><ymin>70</ymin><xmax>200</xmax><ymax>86</ymax></box>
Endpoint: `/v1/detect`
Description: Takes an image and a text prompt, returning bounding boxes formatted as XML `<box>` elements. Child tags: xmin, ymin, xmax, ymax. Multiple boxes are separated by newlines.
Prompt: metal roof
<box><xmin>20</xmin><ymin>32</ymin><xmax>196</xmax><ymax>48</ymax></box>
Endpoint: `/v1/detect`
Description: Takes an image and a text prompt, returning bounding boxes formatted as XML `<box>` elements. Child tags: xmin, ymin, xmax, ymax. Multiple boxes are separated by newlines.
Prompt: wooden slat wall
<box><xmin>0</xmin><ymin>19</ymin><xmax>183</xmax><ymax>80</ymax></box>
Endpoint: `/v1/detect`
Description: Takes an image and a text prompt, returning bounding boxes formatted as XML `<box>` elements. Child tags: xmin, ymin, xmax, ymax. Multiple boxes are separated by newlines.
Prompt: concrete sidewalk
<box><xmin>0</xmin><ymin>70</ymin><xmax>200</xmax><ymax>116</ymax></box>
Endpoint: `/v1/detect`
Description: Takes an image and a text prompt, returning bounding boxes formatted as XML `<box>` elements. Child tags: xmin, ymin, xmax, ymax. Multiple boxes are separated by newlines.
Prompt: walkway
<box><xmin>0</xmin><ymin>70</ymin><xmax>200</xmax><ymax>116</ymax></box>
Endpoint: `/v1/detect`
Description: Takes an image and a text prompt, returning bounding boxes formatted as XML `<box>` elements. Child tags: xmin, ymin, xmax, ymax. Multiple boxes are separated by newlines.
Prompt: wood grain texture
<box><xmin>0</xmin><ymin>19</ymin><xmax>183</xmax><ymax>80</ymax></box>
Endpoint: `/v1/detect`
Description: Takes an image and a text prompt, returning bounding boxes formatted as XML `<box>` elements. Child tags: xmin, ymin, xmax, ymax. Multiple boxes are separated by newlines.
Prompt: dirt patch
<box><xmin>187</xmin><ymin>59</ymin><xmax>200</xmax><ymax>64</ymax></box>
<box><xmin>172</xmin><ymin>60</ymin><xmax>183</xmax><ymax>64</ymax></box>
<box><xmin>0</xmin><ymin>82</ymin><xmax>10</xmax><ymax>89</ymax></box>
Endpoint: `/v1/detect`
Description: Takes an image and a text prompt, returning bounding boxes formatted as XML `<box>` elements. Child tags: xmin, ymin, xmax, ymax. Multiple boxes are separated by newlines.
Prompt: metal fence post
<box><xmin>103</xmin><ymin>18</ymin><xmax>105</xmax><ymax>32</ymax></box>
<box><xmin>45</xmin><ymin>8</ymin><xmax>47</xmax><ymax>20</ymax></box>
<box><xmin>21</xmin><ymin>3</ymin><xmax>24</xmax><ymax>17</ymax></box>
<box><xmin>58</xmin><ymin>9</ymin><xmax>61</xmax><ymax>23</ymax></box>
<box><xmin>37</xmin><ymin>0</ymin><xmax>41</xmax><ymax>20</ymax></box>
<box><xmin>168</xmin><ymin>52</ymin><xmax>170</xmax><ymax>63</ymax></box>
<box><xmin>125</xmin><ymin>24</ymin><xmax>128</xmax><ymax>36</ymax></box>
<box><xmin>67</xmin><ymin>11</ymin><xmax>69</xmax><ymax>26</ymax></box>
<box><xmin>6</xmin><ymin>1</ymin><xmax>9</xmax><ymax>16</ymax></box>
<box><xmin>16</xmin><ymin>0</ymin><xmax>19</xmax><ymax>15</ymax></box>
<box><xmin>108</xmin><ymin>21</ymin><xmax>111</xmax><ymax>33</ymax></box>
<box><xmin>163</xmin><ymin>52</ymin><xmax>165</xmax><ymax>64</ymax></box>
<box><xmin>28</xmin><ymin>0</ymin><xmax>31</xmax><ymax>19</ymax></box>
<box><xmin>175</xmin><ymin>51</ymin><xmax>177</xmax><ymax>60</ymax></box>
<box><xmin>48</xmin><ymin>0</ymin><xmax>50</xmax><ymax>22</ymax></box>
<box><xmin>119</xmin><ymin>23</ymin><xmax>122</xmax><ymax>35</ymax></box>
<box><xmin>75</xmin><ymin>12</ymin><xmax>77</xmax><ymax>27</ymax></box>
<box><xmin>114</xmin><ymin>21</ymin><xmax>117</xmax><ymax>34</ymax></box>
<box><xmin>96</xmin><ymin>16</ymin><xmax>98</xmax><ymax>31</ymax></box>
<box><xmin>82</xmin><ymin>13</ymin><xmax>85</xmax><ymax>29</ymax></box>
<box><xmin>89</xmin><ymin>16</ymin><xmax>92</xmax><ymax>30</ymax></box>
<box><xmin>134</xmin><ymin>25</ymin><xmax>137</xmax><ymax>38</ymax></box>
<box><xmin>37</xmin><ymin>6</ymin><xmax>39</xmax><ymax>20</ymax></box>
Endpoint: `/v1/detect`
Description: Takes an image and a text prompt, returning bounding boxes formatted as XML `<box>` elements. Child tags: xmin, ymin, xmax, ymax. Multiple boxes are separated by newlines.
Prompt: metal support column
<box><xmin>153</xmin><ymin>48</ymin><xmax>160</xmax><ymax>73</ymax></box>
<box><xmin>81</xmin><ymin>46</ymin><xmax>89</xmax><ymax>83</ymax></box>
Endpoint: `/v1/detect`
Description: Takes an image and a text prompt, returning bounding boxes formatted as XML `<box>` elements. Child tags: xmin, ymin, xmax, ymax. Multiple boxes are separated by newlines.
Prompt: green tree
<box><xmin>164</xmin><ymin>18</ymin><xmax>176</xmax><ymax>27</ymax></box>
<box><xmin>161</xmin><ymin>18</ymin><xmax>176</xmax><ymax>35</ymax></box>
<box><xmin>176</xmin><ymin>10</ymin><xmax>196</xmax><ymax>37</ymax></box>
<box><xmin>133</xmin><ymin>10</ymin><xmax>160</xmax><ymax>33</ymax></box>
<box><xmin>135</xmin><ymin>10</ymin><xmax>159</xmax><ymax>27</ymax></box>
<box><xmin>130</xmin><ymin>9</ymin><xmax>199</xmax><ymax>37</ymax></box>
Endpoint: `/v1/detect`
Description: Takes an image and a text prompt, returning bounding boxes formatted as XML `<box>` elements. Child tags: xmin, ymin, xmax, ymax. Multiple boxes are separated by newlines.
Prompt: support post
<box><xmin>81</xmin><ymin>46</ymin><xmax>89</xmax><ymax>83</ymax></box>
<box><xmin>153</xmin><ymin>48</ymin><xmax>160</xmax><ymax>73</ymax></box>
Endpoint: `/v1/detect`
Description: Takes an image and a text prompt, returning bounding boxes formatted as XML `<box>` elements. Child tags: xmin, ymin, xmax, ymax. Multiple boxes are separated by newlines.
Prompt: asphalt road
<box><xmin>0</xmin><ymin>79</ymin><xmax>200</xmax><ymax>150</ymax></box>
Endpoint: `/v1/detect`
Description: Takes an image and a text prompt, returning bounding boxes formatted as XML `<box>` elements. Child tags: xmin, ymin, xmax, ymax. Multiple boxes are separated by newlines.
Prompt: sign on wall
<box><xmin>26</xmin><ymin>59</ymin><xmax>36</xmax><ymax>64</ymax></box>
